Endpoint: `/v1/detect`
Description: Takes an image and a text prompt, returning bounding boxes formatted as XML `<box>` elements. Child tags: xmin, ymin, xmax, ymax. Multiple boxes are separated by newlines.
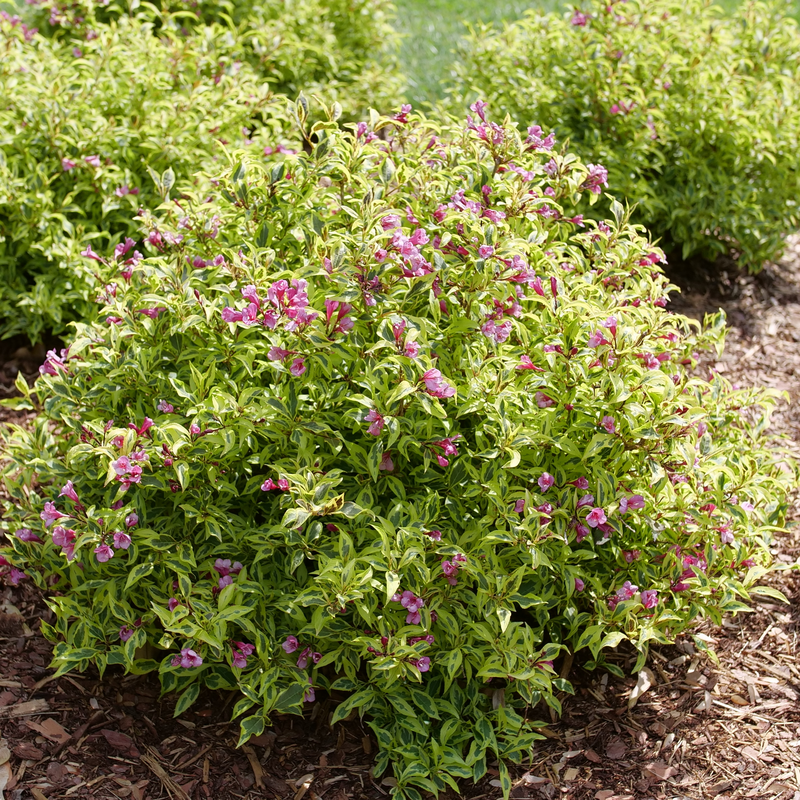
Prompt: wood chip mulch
<box><xmin>2</xmin><ymin>240</ymin><xmax>800</xmax><ymax>800</ymax></box>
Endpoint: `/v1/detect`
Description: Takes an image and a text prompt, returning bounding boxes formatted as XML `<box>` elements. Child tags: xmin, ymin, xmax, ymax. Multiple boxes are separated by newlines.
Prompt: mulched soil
<box><xmin>2</xmin><ymin>242</ymin><xmax>800</xmax><ymax>800</ymax></box>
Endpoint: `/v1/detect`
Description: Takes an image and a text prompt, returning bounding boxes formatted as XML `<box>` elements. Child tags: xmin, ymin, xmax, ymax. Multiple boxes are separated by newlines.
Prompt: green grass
<box><xmin>393</xmin><ymin>0</ymin><xmax>559</xmax><ymax>106</ymax></box>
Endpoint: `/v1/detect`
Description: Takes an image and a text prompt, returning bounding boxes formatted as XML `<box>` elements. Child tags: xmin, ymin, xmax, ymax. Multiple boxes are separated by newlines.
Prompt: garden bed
<box><xmin>0</xmin><ymin>240</ymin><xmax>799</xmax><ymax>800</ymax></box>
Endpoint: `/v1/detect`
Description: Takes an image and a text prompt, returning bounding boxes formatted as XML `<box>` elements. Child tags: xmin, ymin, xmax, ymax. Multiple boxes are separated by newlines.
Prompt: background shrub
<box><xmin>0</xmin><ymin>15</ymin><xmax>295</xmax><ymax>340</ymax></box>
<box><xmin>20</xmin><ymin>0</ymin><xmax>404</xmax><ymax>119</ymax></box>
<box><xmin>1</xmin><ymin>104</ymin><xmax>794</xmax><ymax>798</ymax></box>
<box><xmin>451</xmin><ymin>0</ymin><xmax>800</xmax><ymax>269</ymax></box>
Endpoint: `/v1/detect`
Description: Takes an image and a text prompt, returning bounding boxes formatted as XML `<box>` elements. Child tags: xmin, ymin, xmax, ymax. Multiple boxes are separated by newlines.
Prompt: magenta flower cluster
<box><xmin>441</xmin><ymin>553</ymin><xmax>467</xmax><ymax>586</ymax></box>
<box><xmin>172</xmin><ymin>648</ymin><xmax>203</xmax><ymax>668</ymax></box>
<box><xmin>213</xmin><ymin>558</ymin><xmax>243</xmax><ymax>589</ymax></box>
<box><xmin>391</xmin><ymin>590</ymin><xmax>426</xmax><ymax>624</ymax></box>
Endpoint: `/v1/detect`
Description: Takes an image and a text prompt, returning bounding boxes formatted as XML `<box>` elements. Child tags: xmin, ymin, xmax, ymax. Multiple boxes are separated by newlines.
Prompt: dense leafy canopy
<box><xmin>2</xmin><ymin>105</ymin><xmax>794</xmax><ymax>798</ymax></box>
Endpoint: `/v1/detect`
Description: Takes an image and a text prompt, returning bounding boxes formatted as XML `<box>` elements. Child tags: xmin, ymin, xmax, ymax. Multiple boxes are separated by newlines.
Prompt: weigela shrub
<box><xmin>20</xmin><ymin>0</ymin><xmax>404</xmax><ymax>120</ymax></box>
<box><xmin>1</xmin><ymin>103</ymin><xmax>794</xmax><ymax>799</ymax></box>
<box><xmin>451</xmin><ymin>0</ymin><xmax>800</xmax><ymax>269</ymax></box>
<box><xmin>0</xmin><ymin>15</ymin><xmax>293</xmax><ymax>340</ymax></box>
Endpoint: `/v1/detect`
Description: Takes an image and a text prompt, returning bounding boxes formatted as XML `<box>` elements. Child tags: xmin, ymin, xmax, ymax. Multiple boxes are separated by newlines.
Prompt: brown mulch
<box><xmin>2</xmin><ymin>243</ymin><xmax>800</xmax><ymax>800</ymax></box>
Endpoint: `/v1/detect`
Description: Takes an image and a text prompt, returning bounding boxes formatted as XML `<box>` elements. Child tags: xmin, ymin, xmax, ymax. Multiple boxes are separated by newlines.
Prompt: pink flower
<box><xmin>40</xmin><ymin>501</ymin><xmax>65</xmax><ymax>528</ymax></box>
<box><xmin>59</xmin><ymin>481</ymin><xmax>80</xmax><ymax>503</ymax></box>
<box><xmin>112</xmin><ymin>456</ymin><xmax>132</xmax><ymax>475</ymax></box>
<box><xmin>214</xmin><ymin>558</ymin><xmax>242</xmax><ymax>578</ymax></box>
<box><xmin>157</xmin><ymin>400</ymin><xmax>174</xmax><ymax>413</ymax></box>
<box><xmin>535</xmin><ymin>392</ymin><xmax>555</xmax><ymax>408</ymax></box>
<box><xmin>304</xmin><ymin>683</ymin><xmax>316</xmax><ymax>703</ymax></box>
<box><xmin>268</xmin><ymin>346</ymin><xmax>292</xmax><ymax>362</ymax></box>
<box><xmin>392</xmin><ymin>104</ymin><xmax>412</xmax><ymax>124</ymax></box>
<box><xmin>282</xmin><ymin>636</ymin><xmax>299</xmax><ymax>654</ymax></box>
<box><xmin>290</xmin><ymin>357</ymin><xmax>306</xmax><ymax>377</ymax></box>
<box><xmin>538</xmin><ymin>473</ymin><xmax>555</xmax><ymax>492</ymax></box>
<box><xmin>381</xmin><ymin>214</ymin><xmax>402</xmax><ymax>230</ymax></box>
<box><xmin>52</xmin><ymin>526</ymin><xmax>76</xmax><ymax>560</ymax></box>
<box><xmin>626</xmin><ymin>495</ymin><xmax>645</xmax><ymax>510</ymax></box>
<box><xmin>587</xmin><ymin>330</ymin><xmax>610</xmax><ymax>348</ymax></box>
<box><xmin>379</xmin><ymin>452</ymin><xmax>394</xmax><ymax>472</ymax></box>
<box><xmin>582</xmin><ymin>164</ymin><xmax>608</xmax><ymax>195</ymax></box>
<box><xmin>114</xmin><ymin>237</ymin><xmax>136</xmax><ymax>261</ymax></box>
<box><xmin>719</xmin><ymin>525</ymin><xmax>735</xmax><ymax>545</ymax></box>
<box><xmin>15</xmin><ymin>528</ymin><xmax>42</xmax><ymax>543</ymax></box>
<box><xmin>478</xmin><ymin>245</ymin><xmax>494</xmax><ymax>259</ymax></box>
<box><xmin>7</xmin><ymin>569</ymin><xmax>27</xmax><ymax>585</ymax></box>
<box><xmin>365</xmin><ymin>409</ymin><xmax>384</xmax><ymax>436</ymax></box>
<box><xmin>481</xmin><ymin>319</ymin><xmax>512</xmax><ymax>344</ymax></box>
<box><xmin>62</xmin><ymin>157</ymin><xmax>76</xmax><ymax>171</ymax></box>
<box><xmin>575</xmin><ymin>523</ymin><xmax>591</xmax><ymax>543</ymax></box>
<box><xmin>128</xmin><ymin>417</ymin><xmax>153</xmax><ymax>437</ymax></box>
<box><xmin>113</xmin><ymin>531</ymin><xmax>132</xmax><ymax>550</ymax></box>
<box><xmin>80</xmin><ymin>244</ymin><xmax>103</xmax><ymax>261</ymax></box>
<box><xmin>221</xmin><ymin>307</ymin><xmax>243</xmax><ymax>323</ymax></box>
<box><xmin>441</xmin><ymin>554</ymin><xmax>466</xmax><ymax>586</ymax></box>
<box><xmin>404</xmin><ymin>341</ymin><xmax>420</xmax><ymax>359</ymax></box>
<box><xmin>585</xmin><ymin>507</ymin><xmax>607</xmax><ymax>527</ymax></box>
<box><xmin>609</xmin><ymin>580</ymin><xmax>639</xmax><ymax>609</ymax></box>
<box><xmin>517</xmin><ymin>355</ymin><xmax>542</xmax><ymax>371</ymax></box>
<box><xmin>39</xmin><ymin>348</ymin><xmax>69</xmax><ymax>375</ymax></box>
<box><xmin>525</xmin><ymin>125</ymin><xmax>555</xmax><ymax>151</ymax></box>
<box><xmin>514</xmin><ymin>499</ymin><xmax>525</xmax><ymax>514</ymax></box>
<box><xmin>297</xmin><ymin>647</ymin><xmax>322</xmax><ymax>669</ymax></box>
<box><xmin>168</xmin><ymin>598</ymin><xmax>180</xmax><ymax>612</ymax></box>
<box><xmin>425</xmin><ymin>529</ymin><xmax>442</xmax><ymax>541</ymax></box>
<box><xmin>571</xmin><ymin>477</ymin><xmax>590</xmax><ymax>490</ymax></box>
<box><xmin>639</xmin><ymin>353</ymin><xmax>660</xmax><ymax>370</ymax></box>
<box><xmin>232</xmin><ymin>642</ymin><xmax>255</xmax><ymax>669</ymax></box>
<box><xmin>601</xmin><ymin>416</ymin><xmax>615</xmax><ymax>434</ymax></box>
<box><xmin>571</xmin><ymin>10</ymin><xmax>588</xmax><ymax>25</ymax></box>
<box><xmin>622</xmin><ymin>550</ymin><xmax>640</xmax><ymax>563</ymax></box>
<box><xmin>422</xmin><ymin>369</ymin><xmax>456</xmax><ymax>399</ymax></box>
<box><xmin>85</xmin><ymin>154</ymin><xmax>101</xmax><ymax>167</ymax></box>
<box><xmin>189</xmin><ymin>423</ymin><xmax>201</xmax><ymax>436</ymax></box>
<box><xmin>400</xmin><ymin>590</ymin><xmax>425</xmax><ymax>613</ymax></box>
<box><xmin>120</xmin><ymin>626</ymin><xmax>134</xmax><ymax>642</ymax></box>
<box><xmin>174</xmin><ymin>648</ymin><xmax>202</xmax><ymax>668</ymax></box>
<box><xmin>640</xmin><ymin>589</ymin><xmax>658</xmax><ymax>609</ymax></box>
<box><xmin>94</xmin><ymin>544</ymin><xmax>114</xmax><ymax>562</ymax></box>
<box><xmin>261</xmin><ymin>478</ymin><xmax>280</xmax><ymax>491</ymax></box>
<box><xmin>415</xmin><ymin>656</ymin><xmax>431</xmax><ymax>673</ymax></box>
<box><xmin>324</xmin><ymin>299</ymin><xmax>354</xmax><ymax>334</ymax></box>
<box><xmin>577</xmin><ymin>494</ymin><xmax>594</xmax><ymax>509</ymax></box>
<box><xmin>433</xmin><ymin>437</ymin><xmax>460</xmax><ymax>457</ymax></box>
<box><xmin>603</xmin><ymin>316</ymin><xmax>617</xmax><ymax>337</ymax></box>
<box><xmin>574</xmin><ymin>578</ymin><xmax>585</xmax><ymax>592</ymax></box>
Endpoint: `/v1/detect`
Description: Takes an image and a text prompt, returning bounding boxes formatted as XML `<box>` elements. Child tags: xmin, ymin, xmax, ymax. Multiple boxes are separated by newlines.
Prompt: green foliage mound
<box><xmin>452</xmin><ymin>0</ymin><xmax>800</xmax><ymax>269</ymax></box>
<box><xmin>1</xmin><ymin>104</ymin><xmax>794</xmax><ymax>799</ymax></box>
<box><xmin>21</xmin><ymin>0</ymin><xmax>404</xmax><ymax>117</ymax></box>
<box><xmin>0</xmin><ymin>15</ymin><xmax>295</xmax><ymax>340</ymax></box>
